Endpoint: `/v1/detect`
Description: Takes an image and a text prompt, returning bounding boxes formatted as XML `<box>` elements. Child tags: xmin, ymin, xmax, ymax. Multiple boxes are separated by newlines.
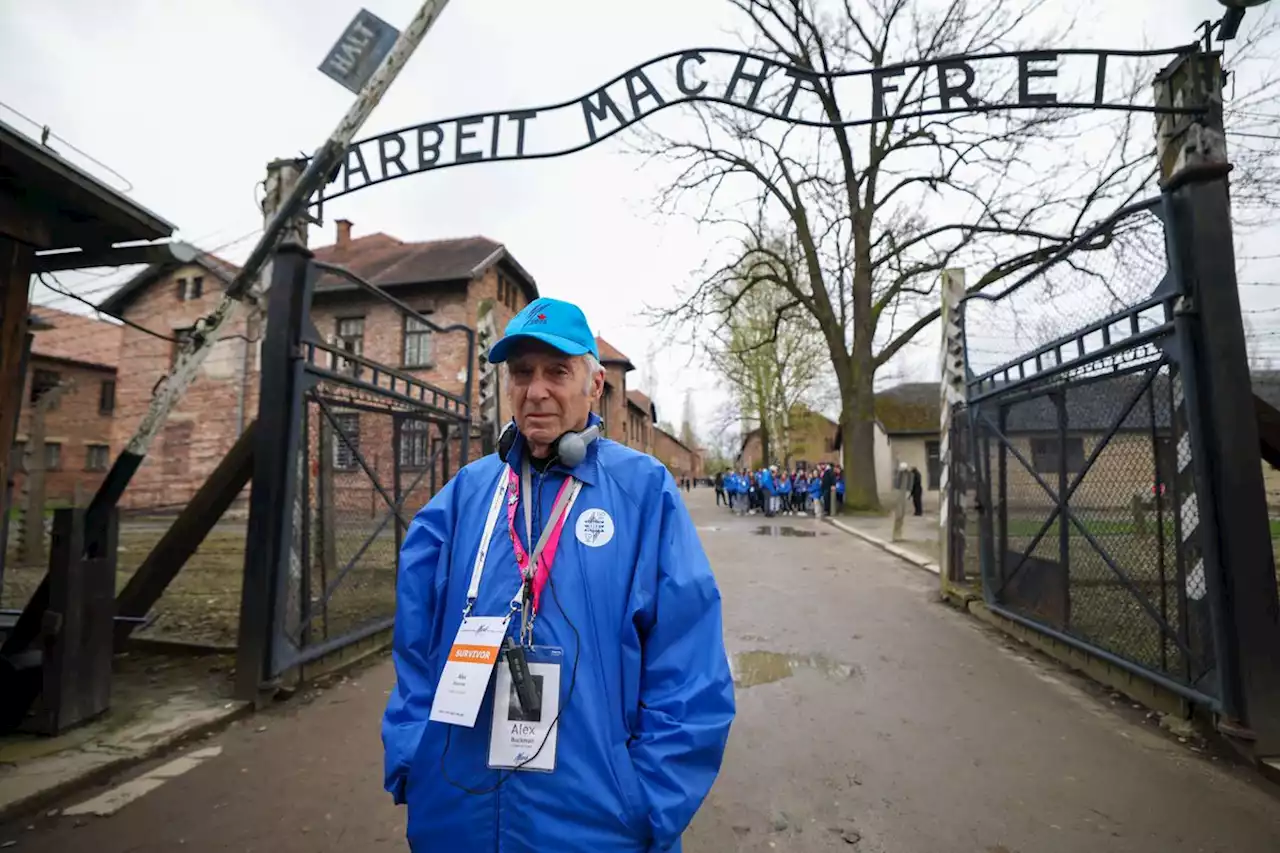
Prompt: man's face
<box><xmin>506</xmin><ymin>341</ymin><xmax>602</xmax><ymax>452</ymax></box>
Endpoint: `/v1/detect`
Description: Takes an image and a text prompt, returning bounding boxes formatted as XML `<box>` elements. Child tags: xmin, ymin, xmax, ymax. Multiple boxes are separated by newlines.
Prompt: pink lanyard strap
<box><xmin>504</xmin><ymin>466</ymin><xmax>577</xmax><ymax>614</ymax></box>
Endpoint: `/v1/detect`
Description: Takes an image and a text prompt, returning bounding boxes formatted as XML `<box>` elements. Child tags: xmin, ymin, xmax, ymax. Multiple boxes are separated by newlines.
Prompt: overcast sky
<box><xmin>3</xmin><ymin>0</ymin><xmax>1277</xmax><ymax>441</ymax></box>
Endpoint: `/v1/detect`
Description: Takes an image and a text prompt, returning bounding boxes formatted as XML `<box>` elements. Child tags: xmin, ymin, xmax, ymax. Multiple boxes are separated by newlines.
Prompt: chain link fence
<box><xmin>962</xmin><ymin>198</ymin><xmax>1217</xmax><ymax>696</ymax></box>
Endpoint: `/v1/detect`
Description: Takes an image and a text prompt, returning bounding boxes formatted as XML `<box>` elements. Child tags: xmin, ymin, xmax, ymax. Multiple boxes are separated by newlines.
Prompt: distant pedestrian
<box><xmin>910</xmin><ymin>466</ymin><xmax>923</xmax><ymax>516</ymax></box>
<box><xmin>715</xmin><ymin>471</ymin><xmax>726</xmax><ymax>506</ymax></box>
<box><xmin>820</xmin><ymin>464</ymin><xmax>836</xmax><ymax>517</ymax></box>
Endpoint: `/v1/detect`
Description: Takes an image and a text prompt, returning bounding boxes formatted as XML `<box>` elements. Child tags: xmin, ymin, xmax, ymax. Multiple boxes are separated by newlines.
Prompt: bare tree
<box><xmin>704</xmin><ymin>230</ymin><xmax>831</xmax><ymax>467</ymax></box>
<box><xmin>680</xmin><ymin>389</ymin><xmax>698</xmax><ymax>447</ymax></box>
<box><xmin>644</xmin><ymin>0</ymin><xmax>1279</xmax><ymax>509</ymax></box>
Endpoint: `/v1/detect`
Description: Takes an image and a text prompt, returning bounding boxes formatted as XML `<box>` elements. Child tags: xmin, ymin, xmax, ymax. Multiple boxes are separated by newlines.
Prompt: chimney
<box><xmin>336</xmin><ymin>219</ymin><xmax>353</xmax><ymax>248</ymax></box>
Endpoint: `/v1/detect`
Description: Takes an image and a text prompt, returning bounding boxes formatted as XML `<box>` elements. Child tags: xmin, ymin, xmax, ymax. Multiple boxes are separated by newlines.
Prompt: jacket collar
<box><xmin>505</xmin><ymin>412</ymin><xmax>602</xmax><ymax>486</ymax></box>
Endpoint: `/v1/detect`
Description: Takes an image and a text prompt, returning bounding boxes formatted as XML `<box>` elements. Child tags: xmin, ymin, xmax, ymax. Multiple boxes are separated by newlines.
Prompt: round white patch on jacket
<box><xmin>575</xmin><ymin>508</ymin><xmax>614</xmax><ymax>547</ymax></box>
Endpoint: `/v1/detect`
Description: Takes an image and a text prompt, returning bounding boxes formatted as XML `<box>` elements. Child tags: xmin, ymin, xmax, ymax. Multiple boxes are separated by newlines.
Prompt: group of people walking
<box><xmin>714</xmin><ymin>463</ymin><xmax>845</xmax><ymax>518</ymax></box>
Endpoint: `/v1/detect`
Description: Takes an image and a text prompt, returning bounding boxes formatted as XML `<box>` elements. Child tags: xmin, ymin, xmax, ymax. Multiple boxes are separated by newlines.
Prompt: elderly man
<box><xmin>383</xmin><ymin>297</ymin><xmax>735</xmax><ymax>852</ymax></box>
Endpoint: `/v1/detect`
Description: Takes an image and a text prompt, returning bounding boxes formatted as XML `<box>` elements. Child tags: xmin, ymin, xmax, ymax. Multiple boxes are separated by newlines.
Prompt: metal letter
<box><xmin>724</xmin><ymin>54</ymin><xmax>772</xmax><ymax>108</ymax></box>
<box><xmin>936</xmin><ymin>60</ymin><xmax>978</xmax><ymax>110</ymax></box>
<box><xmin>580</xmin><ymin>88</ymin><xmax>627</xmax><ymax>143</ymax></box>
<box><xmin>507</xmin><ymin>110</ymin><xmax>537</xmax><ymax>157</ymax></box>
<box><xmin>417</xmin><ymin>123</ymin><xmax>444</xmax><ymax>169</ymax></box>
<box><xmin>676</xmin><ymin>51</ymin><xmax>707</xmax><ymax>96</ymax></box>
<box><xmin>377</xmin><ymin>132</ymin><xmax>409</xmax><ymax>178</ymax></box>
<box><xmin>343</xmin><ymin>144</ymin><xmax>372</xmax><ymax>193</ymax></box>
<box><xmin>781</xmin><ymin>68</ymin><xmax>821</xmax><ymax>118</ymax></box>
<box><xmin>871</xmin><ymin>67</ymin><xmax>906</xmax><ymax>119</ymax></box>
<box><xmin>624</xmin><ymin>69</ymin><xmax>667</xmax><ymax>119</ymax></box>
<box><xmin>1018</xmin><ymin>51</ymin><xmax>1059</xmax><ymax>106</ymax></box>
<box><xmin>454</xmin><ymin>115</ymin><xmax>486</xmax><ymax>163</ymax></box>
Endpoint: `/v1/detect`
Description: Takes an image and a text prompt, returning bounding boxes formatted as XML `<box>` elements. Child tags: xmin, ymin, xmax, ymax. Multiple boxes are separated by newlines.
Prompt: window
<box><xmin>1030</xmin><ymin>437</ymin><xmax>1085</xmax><ymax>475</ymax></box>
<box><xmin>171</xmin><ymin>327</ymin><xmax>193</xmax><ymax>368</ymax></box>
<box><xmin>399</xmin><ymin>418</ymin><xmax>430</xmax><ymax>468</ymax></box>
<box><xmin>85</xmin><ymin>444</ymin><xmax>110</xmax><ymax>471</ymax></box>
<box><xmin>332</xmin><ymin>413</ymin><xmax>361</xmax><ymax>470</ymax></box>
<box><xmin>403</xmin><ymin>315</ymin><xmax>434</xmax><ymax>368</ymax></box>
<box><xmin>336</xmin><ymin>317</ymin><xmax>364</xmax><ymax>375</ymax></box>
<box><xmin>177</xmin><ymin>276</ymin><xmax>204</xmax><ymax>301</ymax></box>
<box><xmin>10</xmin><ymin>440</ymin><xmax>25</xmax><ymax>472</ymax></box>
<box><xmin>30</xmin><ymin>369</ymin><xmax>60</xmax><ymax>405</ymax></box>
<box><xmin>926</xmin><ymin>440</ymin><xmax>942</xmax><ymax>490</ymax></box>
<box><xmin>44</xmin><ymin>442</ymin><xmax>62</xmax><ymax>471</ymax></box>
<box><xmin>498</xmin><ymin>274</ymin><xmax>519</xmax><ymax>310</ymax></box>
<box><xmin>99</xmin><ymin>379</ymin><xmax>116</xmax><ymax>415</ymax></box>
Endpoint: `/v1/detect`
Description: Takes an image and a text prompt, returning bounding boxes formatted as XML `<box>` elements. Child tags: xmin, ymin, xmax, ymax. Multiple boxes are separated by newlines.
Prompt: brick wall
<box><xmin>594</xmin><ymin>365</ymin><xmax>629</xmax><ymax>443</ymax></box>
<box><xmin>109</xmin><ymin>257</ymin><xmax>532</xmax><ymax>514</ymax></box>
<box><xmin>654</xmin><ymin>428</ymin><xmax>697</xmax><ymax>478</ymax></box>
<box><xmin>10</xmin><ymin>355</ymin><xmax>116</xmax><ymax>505</ymax></box>
<box><xmin>111</xmin><ymin>264</ymin><xmax>256</xmax><ymax>511</ymax></box>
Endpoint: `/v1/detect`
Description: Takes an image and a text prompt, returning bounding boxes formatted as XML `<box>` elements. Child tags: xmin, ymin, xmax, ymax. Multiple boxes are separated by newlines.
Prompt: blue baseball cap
<box><xmin>487</xmin><ymin>297</ymin><xmax>600</xmax><ymax>363</ymax></box>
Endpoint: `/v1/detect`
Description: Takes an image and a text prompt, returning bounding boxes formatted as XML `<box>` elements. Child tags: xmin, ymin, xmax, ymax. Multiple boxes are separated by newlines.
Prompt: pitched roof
<box><xmin>875</xmin><ymin>382</ymin><xmax>940</xmax><ymax>434</ymax></box>
<box><xmin>98</xmin><ymin>251</ymin><xmax>240</xmax><ymax>314</ymax></box>
<box><xmin>311</xmin><ymin>232</ymin><xmax>538</xmax><ymax>299</ymax></box>
<box><xmin>626</xmin><ymin>389</ymin><xmax>654</xmax><ymax>417</ymax></box>
<box><xmin>595</xmin><ymin>337</ymin><xmax>635</xmax><ymax>371</ymax></box>
<box><xmin>28</xmin><ymin>305</ymin><xmax>122</xmax><ymax>369</ymax></box>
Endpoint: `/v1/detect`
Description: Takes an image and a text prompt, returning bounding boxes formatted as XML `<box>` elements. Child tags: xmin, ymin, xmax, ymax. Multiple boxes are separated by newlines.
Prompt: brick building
<box><xmin>739</xmin><ymin>405</ymin><xmax>843</xmax><ymax>471</ymax></box>
<box><xmin>9</xmin><ymin>306</ymin><xmax>121</xmax><ymax>506</ymax></box>
<box><xmin>99</xmin><ymin>220</ymin><xmax>539</xmax><ymax>510</ymax></box>
<box><xmin>624</xmin><ymin>390</ymin><xmax>655</xmax><ymax>456</ymax></box>
<box><xmin>653</xmin><ymin>426</ymin><xmax>703</xmax><ymax>481</ymax></box>
<box><xmin>594</xmin><ymin>337</ymin><xmax>634</xmax><ymax>444</ymax></box>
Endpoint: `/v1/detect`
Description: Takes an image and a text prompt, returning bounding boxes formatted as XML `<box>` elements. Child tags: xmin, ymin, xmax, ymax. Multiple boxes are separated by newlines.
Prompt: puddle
<box><xmin>731</xmin><ymin>650</ymin><xmax>860</xmax><ymax>687</ymax></box>
<box><xmin>752</xmin><ymin>525</ymin><xmax>824</xmax><ymax>537</ymax></box>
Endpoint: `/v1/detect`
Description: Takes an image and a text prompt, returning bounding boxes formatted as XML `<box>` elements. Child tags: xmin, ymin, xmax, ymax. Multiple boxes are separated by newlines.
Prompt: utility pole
<box><xmin>1</xmin><ymin>0</ymin><xmax>456</xmax><ymax>663</ymax></box>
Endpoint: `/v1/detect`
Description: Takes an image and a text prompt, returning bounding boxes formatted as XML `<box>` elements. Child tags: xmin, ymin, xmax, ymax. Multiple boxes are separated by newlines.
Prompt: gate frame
<box><xmin>950</xmin><ymin>158</ymin><xmax>1280</xmax><ymax>754</ymax></box>
<box><xmin>234</xmin><ymin>243</ymin><xmax>475</xmax><ymax>700</ymax></box>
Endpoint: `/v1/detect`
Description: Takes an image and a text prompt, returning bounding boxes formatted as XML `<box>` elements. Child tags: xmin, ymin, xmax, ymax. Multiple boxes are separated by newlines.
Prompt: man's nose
<box><xmin>525</xmin><ymin>373</ymin><xmax>551</xmax><ymax>400</ymax></box>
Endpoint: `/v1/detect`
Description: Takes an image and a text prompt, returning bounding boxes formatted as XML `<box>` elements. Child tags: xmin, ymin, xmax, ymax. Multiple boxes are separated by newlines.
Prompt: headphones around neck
<box><xmin>498</xmin><ymin>420</ymin><xmax>601</xmax><ymax>468</ymax></box>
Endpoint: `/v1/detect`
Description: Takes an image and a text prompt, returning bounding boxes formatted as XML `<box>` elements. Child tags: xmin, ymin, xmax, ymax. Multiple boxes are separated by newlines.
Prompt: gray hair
<box><xmin>582</xmin><ymin>353</ymin><xmax>604</xmax><ymax>395</ymax></box>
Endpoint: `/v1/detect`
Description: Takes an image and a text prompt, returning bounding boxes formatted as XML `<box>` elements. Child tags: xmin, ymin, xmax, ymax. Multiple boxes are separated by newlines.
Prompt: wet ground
<box><xmin>3</xmin><ymin>489</ymin><xmax>1280</xmax><ymax>851</ymax></box>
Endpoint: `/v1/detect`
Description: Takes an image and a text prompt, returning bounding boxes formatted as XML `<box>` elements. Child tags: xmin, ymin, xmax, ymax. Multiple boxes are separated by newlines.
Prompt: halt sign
<box><xmin>319</xmin><ymin>8</ymin><xmax>400</xmax><ymax>94</ymax></box>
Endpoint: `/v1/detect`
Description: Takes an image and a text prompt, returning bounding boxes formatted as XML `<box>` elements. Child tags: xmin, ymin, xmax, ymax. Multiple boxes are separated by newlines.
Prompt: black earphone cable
<box><xmin>439</xmin><ymin>455</ymin><xmax>583</xmax><ymax>796</ymax></box>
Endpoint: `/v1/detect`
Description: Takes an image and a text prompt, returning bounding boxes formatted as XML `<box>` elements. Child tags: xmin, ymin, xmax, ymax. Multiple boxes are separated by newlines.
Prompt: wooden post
<box><xmin>0</xmin><ymin>237</ymin><xmax>33</xmax><ymax>542</ymax></box>
<box><xmin>20</xmin><ymin>380</ymin><xmax>73</xmax><ymax>566</ymax></box>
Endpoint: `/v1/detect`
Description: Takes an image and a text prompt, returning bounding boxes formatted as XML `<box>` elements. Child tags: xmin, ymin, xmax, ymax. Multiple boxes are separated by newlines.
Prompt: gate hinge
<box><xmin>1173</xmin><ymin>294</ymin><xmax>1197</xmax><ymax>317</ymax></box>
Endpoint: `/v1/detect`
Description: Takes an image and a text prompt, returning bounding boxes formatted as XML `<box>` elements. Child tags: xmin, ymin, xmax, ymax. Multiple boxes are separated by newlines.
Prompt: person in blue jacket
<box><xmin>777</xmin><ymin>469</ymin><xmax>792</xmax><ymax>516</ymax></box>
<box><xmin>383</xmin><ymin>297</ymin><xmax>735</xmax><ymax>853</ymax></box>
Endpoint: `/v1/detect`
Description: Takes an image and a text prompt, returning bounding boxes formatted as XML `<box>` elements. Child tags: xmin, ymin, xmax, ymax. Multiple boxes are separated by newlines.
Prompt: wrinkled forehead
<box><xmin>505</xmin><ymin>339</ymin><xmax>579</xmax><ymax>369</ymax></box>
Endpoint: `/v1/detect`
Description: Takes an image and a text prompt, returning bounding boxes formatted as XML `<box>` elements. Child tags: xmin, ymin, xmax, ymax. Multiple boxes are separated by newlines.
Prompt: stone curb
<box><xmin>824</xmin><ymin>517</ymin><xmax>941</xmax><ymax>576</ymax></box>
<box><xmin>0</xmin><ymin>701</ymin><xmax>252</xmax><ymax>822</ymax></box>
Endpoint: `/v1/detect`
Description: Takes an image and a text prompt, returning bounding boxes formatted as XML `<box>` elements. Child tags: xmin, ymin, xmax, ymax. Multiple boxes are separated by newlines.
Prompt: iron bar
<box><xmin>986</xmin><ymin>601</ymin><xmax>1218</xmax><ymax>709</ymax></box>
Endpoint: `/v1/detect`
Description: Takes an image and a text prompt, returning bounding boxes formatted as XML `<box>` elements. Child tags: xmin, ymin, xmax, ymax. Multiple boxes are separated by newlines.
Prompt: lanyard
<box><xmin>463</xmin><ymin>462</ymin><xmax>582</xmax><ymax>627</ymax></box>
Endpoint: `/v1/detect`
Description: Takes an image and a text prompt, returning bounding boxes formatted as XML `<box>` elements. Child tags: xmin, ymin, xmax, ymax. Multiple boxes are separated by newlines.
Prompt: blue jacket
<box><xmin>383</xmin><ymin>419</ymin><xmax>735</xmax><ymax>852</ymax></box>
<box><xmin>758</xmin><ymin>470</ymin><xmax>775</xmax><ymax>495</ymax></box>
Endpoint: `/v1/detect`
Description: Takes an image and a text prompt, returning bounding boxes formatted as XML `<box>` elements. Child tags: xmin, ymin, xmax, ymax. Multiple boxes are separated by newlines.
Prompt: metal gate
<box><xmin>961</xmin><ymin>196</ymin><xmax>1219</xmax><ymax>705</ymax></box>
<box><xmin>235</xmin><ymin>245</ymin><xmax>474</xmax><ymax>695</ymax></box>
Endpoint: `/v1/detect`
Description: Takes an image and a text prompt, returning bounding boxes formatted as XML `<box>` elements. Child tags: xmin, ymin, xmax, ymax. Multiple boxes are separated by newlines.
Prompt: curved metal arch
<box><xmin>311</xmin><ymin>44</ymin><xmax>1205</xmax><ymax>208</ymax></box>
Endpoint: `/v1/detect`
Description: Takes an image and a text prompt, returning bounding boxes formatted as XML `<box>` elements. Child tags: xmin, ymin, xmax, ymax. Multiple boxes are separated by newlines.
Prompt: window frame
<box><xmin>332</xmin><ymin>413</ymin><xmax>361</xmax><ymax>470</ymax></box>
<box><xmin>398</xmin><ymin>417</ymin><xmax>431</xmax><ymax>469</ymax></box>
<box><xmin>85</xmin><ymin>444</ymin><xmax>110</xmax><ymax>472</ymax></box>
<box><xmin>335</xmin><ymin>316</ymin><xmax>366</xmax><ymax>375</ymax></box>
<box><xmin>31</xmin><ymin>369</ymin><xmax>60</xmax><ymax>405</ymax></box>
<box><xmin>99</xmin><ymin>379</ymin><xmax>116</xmax><ymax>416</ymax></box>
<box><xmin>44</xmin><ymin>441</ymin><xmax>62</xmax><ymax>471</ymax></box>
<box><xmin>402</xmin><ymin>312</ymin><xmax>435</xmax><ymax>369</ymax></box>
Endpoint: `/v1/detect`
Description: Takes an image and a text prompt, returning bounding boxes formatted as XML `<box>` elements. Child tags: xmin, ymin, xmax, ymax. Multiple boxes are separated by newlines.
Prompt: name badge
<box><xmin>429</xmin><ymin>615</ymin><xmax>510</xmax><ymax>728</ymax></box>
<box><xmin>488</xmin><ymin>646</ymin><xmax>563</xmax><ymax>772</ymax></box>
